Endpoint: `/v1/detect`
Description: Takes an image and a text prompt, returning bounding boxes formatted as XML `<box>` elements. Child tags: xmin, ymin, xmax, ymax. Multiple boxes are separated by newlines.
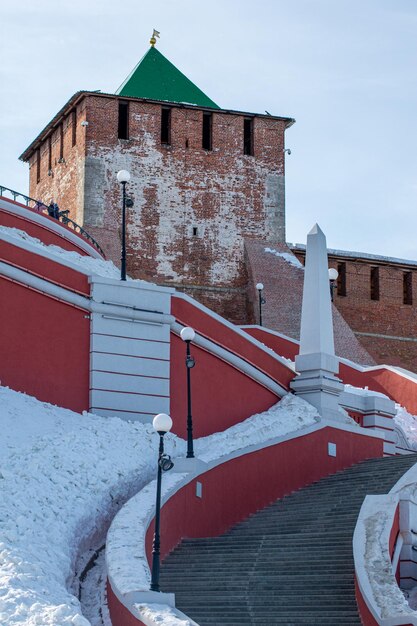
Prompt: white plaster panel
<box><xmin>383</xmin><ymin>442</ymin><xmax>397</xmax><ymax>455</ymax></box>
<box><xmin>91</xmin><ymin>280</ymin><xmax>172</xmax><ymax>314</ymax></box>
<box><xmin>91</xmin><ymin>335</ymin><xmax>169</xmax><ymax>360</ymax></box>
<box><xmin>90</xmin><ymin>352</ymin><xmax>169</xmax><ymax>378</ymax></box>
<box><xmin>91</xmin><ymin>337</ymin><xmax>169</xmax><ymax>360</ymax></box>
<box><xmin>92</xmin><ymin>315</ymin><xmax>170</xmax><ymax>341</ymax></box>
<box><xmin>381</xmin><ymin>430</ymin><xmax>397</xmax><ymax>444</ymax></box>
<box><xmin>363</xmin><ymin>415</ymin><xmax>395</xmax><ymax>429</ymax></box>
<box><xmin>92</xmin><ymin>313</ymin><xmax>170</xmax><ymax>342</ymax></box>
<box><xmin>91</xmin><ymin>371</ymin><xmax>169</xmax><ymax>395</ymax></box>
<box><xmin>90</xmin><ymin>390</ymin><xmax>169</xmax><ymax>414</ymax></box>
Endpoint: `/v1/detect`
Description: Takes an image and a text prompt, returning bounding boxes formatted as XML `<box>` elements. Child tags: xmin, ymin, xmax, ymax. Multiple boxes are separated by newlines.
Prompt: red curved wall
<box><xmin>241</xmin><ymin>327</ymin><xmax>417</xmax><ymax>416</ymax></box>
<box><xmin>340</xmin><ymin>363</ymin><xmax>417</xmax><ymax>415</ymax></box>
<box><xmin>170</xmin><ymin>332</ymin><xmax>279</xmax><ymax>438</ymax></box>
<box><xmin>0</xmin><ymin>276</ymin><xmax>90</xmax><ymax>412</ymax></box>
<box><xmin>172</xmin><ymin>297</ymin><xmax>295</xmax><ymax>390</ymax></box>
<box><xmin>147</xmin><ymin>426</ymin><xmax>383</xmax><ymax>561</ymax></box>
<box><xmin>0</xmin><ymin>199</ymin><xmax>99</xmax><ymax>257</ymax></box>
<box><xmin>109</xmin><ymin>426</ymin><xmax>383</xmax><ymax>626</ymax></box>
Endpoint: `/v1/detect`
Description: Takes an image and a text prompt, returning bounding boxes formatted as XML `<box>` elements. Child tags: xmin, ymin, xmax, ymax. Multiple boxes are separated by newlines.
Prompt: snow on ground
<box><xmin>0</xmin><ymin>386</ymin><xmax>184</xmax><ymax>625</ymax></box>
<box><xmin>0</xmin><ymin>225</ymin><xmax>151</xmax><ymax>283</ymax></box>
<box><xmin>394</xmin><ymin>404</ymin><xmax>417</xmax><ymax>450</ymax></box>
<box><xmin>264</xmin><ymin>247</ymin><xmax>304</xmax><ymax>269</ymax></box>
<box><xmin>0</xmin><ymin>386</ymin><xmax>320</xmax><ymax>625</ymax></box>
<box><xmin>194</xmin><ymin>393</ymin><xmax>319</xmax><ymax>462</ymax></box>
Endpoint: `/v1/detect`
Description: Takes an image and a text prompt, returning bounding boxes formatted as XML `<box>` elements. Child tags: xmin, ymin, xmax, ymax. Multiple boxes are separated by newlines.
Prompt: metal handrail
<box><xmin>0</xmin><ymin>185</ymin><xmax>105</xmax><ymax>257</ymax></box>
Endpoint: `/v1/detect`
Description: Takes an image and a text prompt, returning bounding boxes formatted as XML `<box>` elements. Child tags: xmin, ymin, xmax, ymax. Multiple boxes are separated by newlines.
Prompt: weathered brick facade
<box><xmin>23</xmin><ymin>92</ymin><xmax>293</xmax><ymax>325</ymax></box>
<box><xmin>292</xmin><ymin>247</ymin><xmax>417</xmax><ymax>371</ymax></box>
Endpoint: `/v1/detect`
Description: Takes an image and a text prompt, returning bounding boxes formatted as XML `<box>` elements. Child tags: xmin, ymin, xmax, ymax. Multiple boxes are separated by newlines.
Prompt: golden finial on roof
<box><xmin>150</xmin><ymin>29</ymin><xmax>160</xmax><ymax>47</ymax></box>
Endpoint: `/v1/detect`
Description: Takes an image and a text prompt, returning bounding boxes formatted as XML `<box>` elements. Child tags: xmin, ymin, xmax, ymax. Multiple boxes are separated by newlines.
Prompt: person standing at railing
<box><xmin>48</xmin><ymin>202</ymin><xmax>60</xmax><ymax>220</ymax></box>
<box><xmin>34</xmin><ymin>201</ymin><xmax>43</xmax><ymax>213</ymax></box>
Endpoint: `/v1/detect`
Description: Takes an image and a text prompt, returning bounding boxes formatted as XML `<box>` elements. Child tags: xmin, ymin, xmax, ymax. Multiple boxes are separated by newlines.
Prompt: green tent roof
<box><xmin>116</xmin><ymin>46</ymin><xmax>220</xmax><ymax>109</ymax></box>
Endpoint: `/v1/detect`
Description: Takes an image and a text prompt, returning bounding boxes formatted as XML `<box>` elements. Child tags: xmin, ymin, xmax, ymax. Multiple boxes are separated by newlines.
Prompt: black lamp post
<box><xmin>328</xmin><ymin>268</ymin><xmax>339</xmax><ymax>302</ymax></box>
<box><xmin>180</xmin><ymin>326</ymin><xmax>196</xmax><ymax>459</ymax></box>
<box><xmin>256</xmin><ymin>282</ymin><xmax>266</xmax><ymax>326</ymax></box>
<box><xmin>116</xmin><ymin>169</ymin><xmax>131</xmax><ymax>281</ymax></box>
<box><xmin>150</xmin><ymin>412</ymin><xmax>174</xmax><ymax>593</ymax></box>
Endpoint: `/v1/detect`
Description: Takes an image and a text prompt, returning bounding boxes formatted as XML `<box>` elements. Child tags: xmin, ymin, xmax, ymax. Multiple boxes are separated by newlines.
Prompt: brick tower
<box><xmin>20</xmin><ymin>38</ymin><xmax>294</xmax><ymax>323</ymax></box>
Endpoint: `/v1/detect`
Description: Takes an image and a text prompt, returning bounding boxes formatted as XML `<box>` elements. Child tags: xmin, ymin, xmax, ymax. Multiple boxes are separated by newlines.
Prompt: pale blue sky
<box><xmin>1</xmin><ymin>0</ymin><xmax>416</xmax><ymax>258</ymax></box>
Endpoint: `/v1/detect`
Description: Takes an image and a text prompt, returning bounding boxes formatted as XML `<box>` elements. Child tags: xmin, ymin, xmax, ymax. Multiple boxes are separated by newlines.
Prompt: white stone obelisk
<box><xmin>290</xmin><ymin>224</ymin><xmax>344</xmax><ymax>421</ymax></box>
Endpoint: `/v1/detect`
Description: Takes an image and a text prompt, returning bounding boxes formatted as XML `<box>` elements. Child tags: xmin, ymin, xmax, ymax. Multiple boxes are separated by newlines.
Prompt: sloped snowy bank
<box><xmin>0</xmin><ymin>387</ymin><xmax>184</xmax><ymax>625</ymax></box>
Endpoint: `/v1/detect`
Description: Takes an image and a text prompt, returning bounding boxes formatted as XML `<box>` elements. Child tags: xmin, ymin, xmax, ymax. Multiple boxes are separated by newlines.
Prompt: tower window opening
<box><xmin>403</xmin><ymin>271</ymin><xmax>413</xmax><ymax>305</ymax></box>
<box><xmin>48</xmin><ymin>137</ymin><xmax>52</xmax><ymax>171</ymax></box>
<box><xmin>59</xmin><ymin>124</ymin><xmax>64</xmax><ymax>160</ymax></box>
<box><xmin>36</xmin><ymin>149</ymin><xmax>41</xmax><ymax>183</ymax></box>
<box><xmin>244</xmin><ymin>117</ymin><xmax>254</xmax><ymax>155</ymax></box>
<box><xmin>161</xmin><ymin>107</ymin><xmax>171</xmax><ymax>144</ymax></box>
<box><xmin>71</xmin><ymin>110</ymin><xmax>77</xmax><ymax>147</ymax></box>
<box><xmin>202</xmin><ymin>112</ymin><xmax>212</xmax><ymax>150</ymax></box>
<box><xmin>337</xmin><ymin>262</ymin><xmax>347</xmax><ymax>296</ymax></box>
<box><xmin>370</xmin><ymin>267</ymin><xmax>380</xmax><ymax>301</ymax></box>
<box><xmin>118</xmin><ymin>101</ymin><xmax>129</xmax><ymax>139</ymax></box>
<box><xmin>192</xmin><ymin>227</ymin><xmax>198</xmax><ymax>236</ymax></box>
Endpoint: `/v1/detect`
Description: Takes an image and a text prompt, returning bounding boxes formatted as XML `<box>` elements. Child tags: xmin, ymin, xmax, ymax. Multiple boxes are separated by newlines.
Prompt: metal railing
<box><xmin>0</xmin><ymin>185</ymin><xmax>105</xmax><ymax>257</ymax></box>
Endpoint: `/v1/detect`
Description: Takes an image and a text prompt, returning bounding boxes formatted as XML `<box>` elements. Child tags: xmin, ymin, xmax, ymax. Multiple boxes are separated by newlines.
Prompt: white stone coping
<box><xmin>242</xmin><ymin>323</ymin><xmax>417</xmax><ymax>390</ymax></box>
<box><xmin>0</xmin><ymin>196</ymin><xmax>103</xmax><ymax>258</ymax></box>
<box><xmin>107</xmin><ymin>419</ymin><xmax>384</xmax><ymax>623</ymax></box>
<box><xmin>0</xmin><ymin>262</ymin><xmax>175</xmax><ymax>326</ymax></box>
<box><xmin>340</xmin><ymin>354</ymin><xmax>417</xmax><ymax>386</ymax></box>
<box><xmin>354</xmin><ymin>463</ymin><xmax>417</xmax><ymax>625</ymax></box>
<box><xmin>171</xmin><ymin>321</ymin><xmax>288</xmax><ymax>398</ymax></box>
<box><xmin>174</xmin><ymin>292</ymin><xmax>296</xmax><ymax>372</ymax></box>
<box><xmin>133</xmin><ymin>603</ymin><xmax>199</xmax><ymax>626</ymax></box>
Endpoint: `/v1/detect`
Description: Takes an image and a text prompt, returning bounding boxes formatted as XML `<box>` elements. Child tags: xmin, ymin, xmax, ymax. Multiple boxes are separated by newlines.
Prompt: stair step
<box><xmin>159</xmin><ymin>454</ymin><xmax>417</xmax><ymax>625</ymax></box>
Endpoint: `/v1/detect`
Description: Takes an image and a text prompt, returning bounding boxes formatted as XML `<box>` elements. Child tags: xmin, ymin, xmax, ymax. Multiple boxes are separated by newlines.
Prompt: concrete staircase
<box><xmin>159</xmin><ymin>454</ymin><xmax>417</xmax><ymax>625</ymax></box>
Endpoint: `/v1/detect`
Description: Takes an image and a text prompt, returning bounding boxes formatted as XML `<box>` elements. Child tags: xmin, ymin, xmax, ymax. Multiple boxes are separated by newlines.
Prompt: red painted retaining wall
<box><xmin>109</xmin><ymin>426</ymin><xmax>383</xmax><ymax>626</ymax></box>
<box><xmin>0</xmin><ymin>198</ymin><xmax>98</xmax><ymax>257</ymax></box>
<box><xmin>170</xmin><ymin>333</ymin><xmax>279</xmax><ymax>438</ymax></box>
<box><xmin>243</xmin><ymin>327</ymin><xmax>417</xmax><ymax>416</ymax></box>
<box><xmin>107</xmin><ymin>584</ymin><xmax>143</xmax><ymax>626</ymax></box>
<box><xmin>0</xmin><ymin>275</ymin><xmax>90</xmax><ymax>412</ymax></box>
<box><xmin>146</xmin><ymin>426</ymin><xmax>383</xmax><ymax>562</ymax></box>
<box><xmin>355</xmin><ymin>578</ymin><xmax>380</xmax><ymax>626</ymax></box>
<box><xmin>172</xmin><ymin>296</ymin><xmax>295</xmax><ymax>390</ymax></box>
<box><xmin>1</xmin><ymin>239</ymin><xmax>90</xmax><ymax>296</ymax></box>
